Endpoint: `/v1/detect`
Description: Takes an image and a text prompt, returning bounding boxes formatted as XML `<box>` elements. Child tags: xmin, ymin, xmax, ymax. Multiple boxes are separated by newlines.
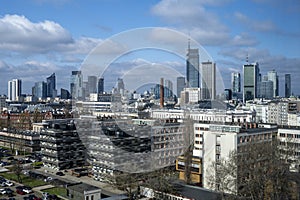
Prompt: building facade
<box><xmin>186</xmin><ymin>48</ymin><xmax>199</xmax><ymax>88</ymax></box>
<box><xmin>177</xmin><ymin>76</ymin><xmax>185</xmax><ymax>98</ymax></box>
<box><xmin>267</xmin><ymin>70</ymin><xmax>279</xmax><ymax>97</ymax></box>
<box><xmin>243</xmin><ymin>63</ymin><xmax>260</xmax><ymax>103</ymax></box>
<box><xmin>8</xmin><ymin>79</ymin><xmax>22</xmax><ymax>102</ymax></box>
<box><xmin>201</xmin><ymin>61</ymin><xmax>216</xmax><ymax>100</ymax></box>
<box><xmin>70</xmin><ymin>71</ymin><xmax>83</xmax><ymax>100</ymax></box>
<box><xmin>231</xmin><ymin>72</ymin><xmax>241</xmax><ymax>93</ymax></box>
<box><xmin>46</xmin><ymin>73</ymin><xmax>56</xmax><ymax>98</ymax></box>
<box><xmin>285</xmin><ymin>74</ymin><xmax>291</xmax><ymax>98</ymax></box>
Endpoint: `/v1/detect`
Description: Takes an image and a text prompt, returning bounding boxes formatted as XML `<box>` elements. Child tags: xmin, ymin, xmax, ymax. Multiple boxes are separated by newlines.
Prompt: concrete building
<box><xmin>40</xmin><ymin>119</ymin><xmax>86</xmax><ymax>170</ymax></box>
<box><xmin>8</xmin><ymin>79</ymin><xmax>22</xmax><ymax>102</ymax></box>
<box><xmin>98</xmin><ymin>77</ymin><xmax>104</xmax><ymax>94</ymax></box>
<box><xmin>0</xmin><ymin>95</ymin><xmax>7</xmax><ymax>112</ymax></box>
<box><xmin>201</xmin><ymin>61</ymin><xmax>216</xmax><ymax>100</ymax></box>
<box><xmin>202</xmin><ymin>123</ymin><xmax>277</xmax><ymax>193</ymax></box>
<box><xmin>268</xmin><ymin>101</ymin><xmax>289</xmax><ymax>125</ymax></box>
<box><xmin>180</xmin><ymin>88</ymin><xmax>201</xmax><ymax>105</ymax></box>
<box><xmin>76</xmin><ymin>117</ymin><xmax>186</xmax><ymax>182</ymax></box>
<box><xmin>243</xmin><ymin>63</ymin><xmax>260</xmax><ymax>103</ymax></box>
<box><xmin>288</xmin><ymin>113</ymin><xmax>300</xmax><ymax>126</ymax></box>
<box><xmin>66</xmin><ymin>183</ymin><xmax>101</xmax><ymax>200</ymax></box>
<box><xmin>278</xmin><ymin>126</ymin><xmax>300</xmax><ymax>172</ymax></box>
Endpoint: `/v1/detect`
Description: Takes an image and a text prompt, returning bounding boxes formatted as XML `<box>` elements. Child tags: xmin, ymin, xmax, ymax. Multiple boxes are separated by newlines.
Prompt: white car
<box><xmin>22</xmin><ymin>187</ymin><xmax>32</xmax><ymax>194</ymax></box>
<box><xmin>44</xmin><ymin>176</ymin><xmax>53</xmax><ymax>182</ymax></box>
<box><xmin>5</xmin><ymin>181</ymin><xmax>13</xmax><ymax>186</ymax></box>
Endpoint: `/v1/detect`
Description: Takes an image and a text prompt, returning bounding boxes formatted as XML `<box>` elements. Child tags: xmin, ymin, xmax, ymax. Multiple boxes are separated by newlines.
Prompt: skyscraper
<box><xmin>33</xmin><ymin>81</ymin><xmax>47</xmax><ymax>99</ymax></box>
<box><xmin>117</xmin><ymin>78</ymin><xmax>125</xmax><ymax>93</ymax></box>
<box><xmin>8</xmin><ymin>79</ymin><xmax>22</xmax><ymax>101</ymax></box>
<box><xmin>267</xmin><ymin>70</ymin><xmax>279</xmax><ymax>97</ymax></box>
<box><xmin>176</xmin><ymin>76</ymin><xmax>185</xmax><ymax>98</ymax></box>
<box><xmin>164</xmin><ymin>79</ymin><xmax>173</xmax><ymax>99</ymax></box>
<box><xmin>46</xmin><ymin>73</ymin><xmax>56</xmax><ymax>98</ymax></box>
<box><xmin>88</xmin><ymin>76</ymin><xmax>97</xmax><ymax>94</ymax></box>
<box><xmin>258</xmin><ymin>80</ymin><xmax>273</xmax><ymax>99</ymax></box>
<box><xmin>285</xmin><ymin>74</ymin><xmax>291</xmax><ymax>98</ymax></box>
<box><xmin>186</xmin><ymin>47</ymin><xmax>199</xmax><ymax>88</ymax></box>
<box><xmin>70</xmin><ymin>71</ymin><xmax>83</xmax><ymax>100</ymax></box>
<box><xmin>231</xmin><ymin>72</ymin><xmax>241</xmax><ymax>93</ymax></box>
<box><xmin>243</xmin><ymin>62</ymin><xmax>260</xmax><ymax>102</ymax></box>
<box><xmin>98</xmin><ymin>77</ymin><xmax>104</xmax><ymax>94</ymax></box>
<box><xmin>201</xmin><ymin>61</ymin><xmax>216</xmax><ymax>100</ymax></box>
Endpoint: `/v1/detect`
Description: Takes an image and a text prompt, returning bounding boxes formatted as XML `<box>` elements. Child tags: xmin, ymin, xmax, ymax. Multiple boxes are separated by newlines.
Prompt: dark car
<box><xmin>16</xmin><ymin>186</ymin><xmax>25</xmax><ymax>195</ymax></box>
<box><xmin>55</xmin><ymin>171</ymin><xmax>64</xmax><ymax>176</ymax></box>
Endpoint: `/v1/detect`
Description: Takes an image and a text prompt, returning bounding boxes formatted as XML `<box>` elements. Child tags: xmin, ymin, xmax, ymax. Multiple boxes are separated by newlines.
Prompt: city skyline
<box><xmin>0</xmin><ymin>0</ymin><xmax>299</xmax><ymax>96</ymax></box>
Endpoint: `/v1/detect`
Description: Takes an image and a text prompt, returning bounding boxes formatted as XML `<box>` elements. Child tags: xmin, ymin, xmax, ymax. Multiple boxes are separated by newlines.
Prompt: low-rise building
<box><xmin>66</xmin><ymin>183</ymin><xmax>101</xmax><ymax>200</ymax></box>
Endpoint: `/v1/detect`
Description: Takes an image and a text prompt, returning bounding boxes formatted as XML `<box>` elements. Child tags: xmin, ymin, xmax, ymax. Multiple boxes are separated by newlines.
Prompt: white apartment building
<box><xmin>288</xmin><ymin>113</ymin><xmax>300</xmax><ymax>126</ymax></box>
<box><xmin>278</xmin><ymin>127</ymin><xmax>300</xmax><ymax>172</ymax></box>
<box><xmin>201</xmin><ymin>123</ymin><xmax>277</xmax><ymax>194</ymax></box>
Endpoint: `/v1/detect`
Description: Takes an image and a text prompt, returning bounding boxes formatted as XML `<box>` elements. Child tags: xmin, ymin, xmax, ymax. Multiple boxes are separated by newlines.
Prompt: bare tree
<box><xmin>11</xmin><ymin>160</ymin><xmax>23</xmax><ymax>183</ymax></box>
<box><xmin>206</xmin><ymin>140</ymin><xmax>299</xmax><ymax>200</ymax></box>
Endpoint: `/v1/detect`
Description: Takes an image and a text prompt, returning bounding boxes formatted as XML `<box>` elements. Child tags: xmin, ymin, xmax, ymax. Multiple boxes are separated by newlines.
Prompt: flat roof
<box><xmin>67</xmin><ymin>183</ymin><xmax>101</xmax><ymax>193</ymax></box>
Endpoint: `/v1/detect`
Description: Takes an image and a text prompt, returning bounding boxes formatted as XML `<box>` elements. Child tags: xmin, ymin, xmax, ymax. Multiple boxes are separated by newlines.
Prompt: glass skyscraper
<box><xmin>201</xmin><ymin>61</ymin><xmax>216</xmax><ymax>100</ymax></box>
<box><xmin>285</xmin><ymin>74</ymin><xmax>291</xmax><ymax>98</ymax></box>
<box><xmin>186</xmin><ymin>48</ymin><xmax>199</xmax><ymax>88</ymax></box>
<box><xmin>267</xmin><ymin>70</ymin><xmax>279</xmax><ymax>97</ymax></box>
<box><xmin>70</xmin><ymin>71</ymin><xmax>83</xmax><ymax>100</ymax></box>
<box><xmin>243</xmin><ymin>62</ymin><xmax>260</xmax><ymax>102</ymax></box>
<box><xmin>176</xmin><ymin>76</ymin><xmax>185</xmax><ymax>98</ymax></box>
<box><xmin>46</xmin><ymin>73</ymin><xmax>56</xmax><ymax>98</ymax></box>
<box><xmin>231</xmin><ymin>72</ymin><xmax>241</xmax><ymax>93</ymax></box>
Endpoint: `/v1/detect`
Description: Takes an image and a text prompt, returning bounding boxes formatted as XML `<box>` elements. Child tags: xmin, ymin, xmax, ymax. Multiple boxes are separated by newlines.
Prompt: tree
<box><xmin>11</xmin><ymin>160</ymin><xmax>23</xmax><ymax>183</ymax></box>
<box><xmin>206</xmin><ymin>140</ymin><xmax>299</xmax><ymax>200</ymax></box>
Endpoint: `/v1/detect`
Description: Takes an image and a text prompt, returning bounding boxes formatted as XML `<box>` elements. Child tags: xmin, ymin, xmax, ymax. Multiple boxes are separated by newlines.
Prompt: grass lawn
<box><xmin>42</xmin><ymin>187</ymin><xmax>68</xmax><ymax>198</ymax></box>
<box><xmin>0</xmin><ymin>172</ymin><xmax>47</xmax><ymax>187</ymax></box>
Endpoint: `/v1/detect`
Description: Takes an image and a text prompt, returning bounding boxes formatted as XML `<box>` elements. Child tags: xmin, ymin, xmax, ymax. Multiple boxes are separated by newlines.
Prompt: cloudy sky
<box><xmin>0</xmin><ymin>0</ymin><xmax>299</xmax><ymax>96</ymax></box>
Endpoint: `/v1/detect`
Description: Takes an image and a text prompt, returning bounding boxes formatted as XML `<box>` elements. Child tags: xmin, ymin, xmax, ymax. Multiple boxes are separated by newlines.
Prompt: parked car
<box><xmin>16</xmin><ymin>186</ymin><xmax>25</xmax><ymax>195</ymax></box>
<box><xmin>55</xmin><ymin>171</ymin><xmax>64</xmax><ymax>176</ymax></box>
<box><xmin>5</xmin><ymin>180</ymin><xmax>14</xmax><ymax>186</ymax></box>
<box><xmin>44</xmin><ymin>177</ymin><xmax>53</xmax><ymax>182</ymax></box>
<box><xmin>22</xmin><ymin>186</ymin><xmax>33</xmax><ymax>194</ymax></box>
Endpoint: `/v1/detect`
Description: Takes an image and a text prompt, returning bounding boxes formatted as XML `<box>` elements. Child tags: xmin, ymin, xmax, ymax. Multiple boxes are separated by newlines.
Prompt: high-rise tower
<box><xmin>70</xmin><ymin>71</ymin><xmax>83</xmax><ymax>100</ymax></box>
<box><xmin>98</xmin><ymin>77</ymin><xmax>104</xmax><ymax>94</ymax></box>
<box><xmin>8</xmin><ymin>79</ymin><xmax>22</xmax><ymax>101</ymax></box>
<box><xmin>177</xmin><ymin>77</ymin><xmax>185</xmax><ymax>98</ymax></box>
<box><xmin>231</xmin><ymin>72</ymin><xmax>241</xmax><ymax>93</ymax></box>
<box><xmin>285</xmin><ymin>74</ymin><xmax>291</xmax><ymax>98</ymax></box>
<box><xmin>186</xmin><ymin>44</ymin><xmax>199</xmax><ymax>88</ymax></box>
<box><xmin>243</xmin><ymin>62</ymin><xmax>260</xmax><ymax>103</ymax></box>
<box><xmin>201</xmin><ymin>61</ymin><xmax>216</xmax><ymax>100</ymax></box>
<box><xmin>46</xmin><ymin>73</ymin><xmax>56</xmax><ymax>98</ymax></box>
<box><xmin>267</xmin><ymin>70</ymin><xmax>279</xmax><ymax>97</ymax></box>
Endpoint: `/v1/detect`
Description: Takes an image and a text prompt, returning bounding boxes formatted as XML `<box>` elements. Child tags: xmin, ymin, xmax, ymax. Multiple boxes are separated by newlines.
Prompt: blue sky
<box><xmin>0</xmin><ymin>0</ymin><xmax>299</xmax><ymax>96</ymax></box>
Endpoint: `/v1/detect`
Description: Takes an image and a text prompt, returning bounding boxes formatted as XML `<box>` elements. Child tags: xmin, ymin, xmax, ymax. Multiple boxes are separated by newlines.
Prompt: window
<box><xmin>91</xmin><ymin>195</ymin><xmax>94</xmax><ymax>200</ymax></box>
<box><xmin>86</xmin><ymin>196</ymin><xmax>89</xmax><ymax>200</ymax></box>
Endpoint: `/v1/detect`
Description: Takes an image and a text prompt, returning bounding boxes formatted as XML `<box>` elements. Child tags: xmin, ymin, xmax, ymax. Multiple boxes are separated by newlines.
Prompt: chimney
<box><xmin>160</xmin><ymin>78</ymin><xmax>164</xmax><ymax>108</ymax></box>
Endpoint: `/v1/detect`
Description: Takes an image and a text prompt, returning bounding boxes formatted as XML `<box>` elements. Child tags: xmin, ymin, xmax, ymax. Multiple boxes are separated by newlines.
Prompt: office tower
<box><xmin>88</xmin><ymin>76</ymin><xmax>97</xmax><ymax>94</ymax></box>
<box><xmin>117</xmin><ymin>78</ymin><xmax>125</xmax><ymax>93</ymax></box>
<box><xmin>61</xmin><ymin>88</ymin><xmax>71</xmax><ymax>99</ymax></box>
<box><xmin>231</xmin><ymin>72</ymin><xmax>241</xmax><ymax>93</ymax></box>
<box><xmin>186</xmin><ymin>46</ymin><xmax>199</xmax><ymax>88</ymax></box>
<box><xmin>8</xmin><ymin>79</ymin><xmax>22</xmax><ymax>101</ymax></box>
<box><xmin>224</xmin><ymin>89</ymin><xmax>232</xmax><ymax>100</ymax></box>
<box><xmin>46</xmin><ymin>73</ymin><xmax>56</xmax><ymax>98</ymax></box>
<box><xmin>164</xmin><ymin>79</ymin><xmax>173</xmax><ymax>99</ymax></box>
<box><xmin>177</xmin><ymin>77</ymin><xmax>185</xmax><ymax>98</ymax></box>
<box><xmin>243</xmin><ymin>62</ymin><xmax>260</xmax><ymax>102</ymax></box>
<box><xmin>258</xmin><ymin>81</ymin><xmax>273</xmax><ymax>99</ymax></box>
<box><xmin>285</xmin><ymin>74</ymin><xmax>291</xmax><ymax>98</ymax></box>
<box><xmin>33</xmin><ymin>81</ymin><xmax>47</xmax><ymax>99</ymax></box>
<box><xmin>160</xmin><ymin>78</ymin><xmax>164</xmax><ymax>108</ymax></box>
<box><xmin>98</xmin><ymin>77</ymin><xmax>104</xmax><ymax>94</ymax></box>
<box><xmin>70</xmin><ymin>71</ymin><xmax>83</xmax><ymax>100</ymax></box>
<box><xmin>201</xmin><ymin>61</ymin><xmax>216</xmax><ymax>100</ymax></box>
<box><xmin>267</xmin><ymin>70</ymin><xmax>279</xmax><ymax>97</ymax></box>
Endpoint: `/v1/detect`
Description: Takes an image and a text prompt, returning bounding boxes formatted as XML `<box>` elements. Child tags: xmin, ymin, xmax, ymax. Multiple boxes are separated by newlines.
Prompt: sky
<box><xmin>0</xmin><ymin>0</ymin><xmax>299</xmax><ymax>97</ymax></box>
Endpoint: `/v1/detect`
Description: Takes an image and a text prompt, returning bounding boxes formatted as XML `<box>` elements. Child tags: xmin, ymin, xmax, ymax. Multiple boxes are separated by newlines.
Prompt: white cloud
<box><xmin>234</xmin><ymin>12</ymin><xmax>277</xmax><ymax>32</ymax></box>
<box><xmin>229</xmin><ymin>33</ymin><xmax>259</xmax><ymax>46</ymax></box>
<box><xmin>0</xmin><ymin>14</ymin><xmax>100</xmax><ymax>54</ymax></box>
<box><xmin>151</xmin><ymin>0</ymin><xmax>230</xmax><ymax>46</ymax></box>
